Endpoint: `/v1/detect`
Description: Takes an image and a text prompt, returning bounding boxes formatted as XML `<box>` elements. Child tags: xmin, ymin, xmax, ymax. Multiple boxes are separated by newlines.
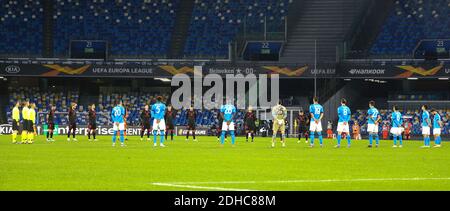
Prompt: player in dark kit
<box><xmin>216</xmin><ymin>109</ymin><xmax>227</xmax><ymax>141</ymax></box>
<box><xmin>87</xmin><ymin>104</ymin><xmax>98</xmax><ymax>142</ymax></box>
<box><xmin>244</xmin><ymin>107</ymin><xmax>257</xmax><ymax>142</ymax></box>
<box><xmin>165</xmin><ymin>105</ymin><xmax>176</xmax><ymax>141</ymax></box>
<box><xmin>140</xmin><ymin>105</ymin><xmax>151</xmax><ymax>141</ymax></box>
<box><xmin>67</xmin><ymin>103</ymin><xmax>78</xmax><ymax>141</ymax></box>
<box><xmin>296</xmin><ymin>110</ymin><xmax>309</xmax><ymax>143</ymax></box>
<box><xmin>46</xmin><ymin>105</ymin><xmax>56</xmax><ymax>142</ymax></box>
<box><xmin>186</xmin><ymin>106</ymin><xmax>197</xmax><ymax>141</ymax></box>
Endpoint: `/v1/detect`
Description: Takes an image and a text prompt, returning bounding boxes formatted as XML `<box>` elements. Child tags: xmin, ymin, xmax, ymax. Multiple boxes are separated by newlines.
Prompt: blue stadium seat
<box><xmin>53</xmin><ymin>0</ymin><xmax>179</xmax><ymax>58</ymax></box>
<box><xmin>0</xmin><ymin>0</ymin><xmax>43</xmax><ymax>56</ymax></box>
<box><xmin>371</xmin><ymin>0</ymin><xmax>450</xmax><ymax>56</ymax></box>
<box><xmin>184</xmin><ymin>0</ymin><xmax>291</xmax><ymax>58</ymax></box>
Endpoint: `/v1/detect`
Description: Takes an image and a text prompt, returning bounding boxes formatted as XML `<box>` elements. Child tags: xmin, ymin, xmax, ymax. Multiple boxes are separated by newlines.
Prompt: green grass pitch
<box><xmin>0</xmin><ymin>135</ymin><xmax>449</xmax><ymax>191</ymax></box>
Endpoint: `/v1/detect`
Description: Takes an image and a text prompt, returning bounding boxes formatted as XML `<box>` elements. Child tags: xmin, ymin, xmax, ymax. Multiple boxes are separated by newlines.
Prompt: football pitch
<box><xmin>0</xmin><ymin>135</ymin><xmax>450</xmax><ymax>191</ymax></box>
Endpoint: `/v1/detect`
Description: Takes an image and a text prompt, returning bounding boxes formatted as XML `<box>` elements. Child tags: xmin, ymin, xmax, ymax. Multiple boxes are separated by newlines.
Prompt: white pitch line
<box><xmin>157</xmin><ymin>177</ymin><xmax>450</xmax><ymax>185</ymax></box>
<box><xmin>151</xmin><ymin>183</ymin><xmax>257</xmax><ymax>191</ymax></box>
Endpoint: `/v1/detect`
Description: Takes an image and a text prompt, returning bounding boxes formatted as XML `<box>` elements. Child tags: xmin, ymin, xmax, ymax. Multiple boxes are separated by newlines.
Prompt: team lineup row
<box><xmin>8</xmin><ymin>96</ymin><xmax>444</xmax><ymax>148</ymax></box>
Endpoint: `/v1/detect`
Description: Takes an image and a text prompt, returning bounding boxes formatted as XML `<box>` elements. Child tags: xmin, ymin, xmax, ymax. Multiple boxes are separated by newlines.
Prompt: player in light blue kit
<box><xmin>421</xmin><ymin>105</ymin><xmax>431</xmax><ymax>148</ymax></box>
<box><xmin>111</xmin><ymin>100</ymin><xmax>126</xmax><ymax>147</ymax></box>
<box><xmin>336</xmin><ymin>98</ymin><xmax>351</xmax><ymax>148</ymax></box>
<box><xmin>390</xmin><ymin>105</ymin><xmax>403</xmax><ymax>148</ymax></box>
<box><xmin>151</xmin><ymin>96</ymin><xmax>167</xmax><ymax>148</ymax></box>
<box><xmin>309</xmin><ymin>97</ymin><xmax>324</xmax><ymax>147</ymax></box>
<box><xmin>220</xmin><ymin>100</ymin><xmax>237</xmax><ymax>147</ymax></box>
<box><xmin>431</xmin><ymin>109</ymin><xmax>443</xmax><ymax>148</ymax></box>
<box><xmin>367</xmin><ymin>101</ymin><xmax>381</xmax><ymax>148</ymax></box>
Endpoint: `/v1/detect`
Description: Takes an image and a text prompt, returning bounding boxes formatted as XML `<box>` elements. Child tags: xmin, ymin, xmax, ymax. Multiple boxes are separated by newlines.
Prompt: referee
<box><xmin>11</xmin><ymin>101</ymin><xmax>20</xmax><ymax>144</ymax></box>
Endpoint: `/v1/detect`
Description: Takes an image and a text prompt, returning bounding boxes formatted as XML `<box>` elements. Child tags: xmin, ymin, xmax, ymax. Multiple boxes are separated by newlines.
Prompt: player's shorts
<box><xmin>113</xmin><ymin>122</ymin><xmax>125</xmax><ymax>131</ymax></box>
<box><xmin>273</xmin><ymin>119</ymin><xmax>286</xmax><ymax>134</ymax></box>
<box><xmin>29</xmin><ymin>122</ymin><xmax>35</xmax><ymax>132</ymax></box>
<box><xmin>298</xmin><ymin>124</ymin><xmax>307</xmax><ymax>133</ymax></box>
<box><xmin>12</xmin><ymin>120</ymin><xmax>19</xmax><ymax>131</ymax></box>
<box><xmin>69</xmin><ymin>122</ymin><xmax>76</xmax><ymax>129</ymax></box>
<box><xmin>142</xmin><ymin>122</ymin><xmax>151</xmax><ymax>130</ymax></box>
<box><xmin>245</xmin><ymin>122</ymin><xmax>256</xmax><ymax>131</ymax></box>
<box><xmin>222</xmin><ymin>121</ymin><xmax>235</xmax><ymax>131</ymax></box>
<box><xmin>433</xmin><ymin>128</ymin><xmax>441</xmax><ymax>136</ymax></box>
<box><xmin>152</xmin><ymin>119</ymin><xmax>166</xmax><ymax>131</ymax></box>
<box><xmin>48</xmin><ymin>122</ymin><xmax>55</xmax><ymax>130</ymax></box>
<box><xmin>27</xmin><ymin>120</ymin><xmax>33</xmax><ymax>131</ymax></box>
<box><xmin>367</xmin><ymin>123</ymin><xmax>379</xmax><ymax>133</ymax></box>
<box><xmin>309</xmin><ymin>120</ymin><xmax>322</xmax><ymax>132</ymax></box>
<box><xmin>88</xmin><ymin>122</ymin><xmax>97</xmax><ymax>130</ymax></box>
<box><xmin>422</xmin><ymin>126</ymin><xmax>431</xmax><ymax>135</ymax></box>
<box><xmin>166</xmin><ymin>122</ymin><xmax>175</xmax><ymax>130</ymax></box>
<box><xmin>390</xmin><ymin>127</ymin><xmax>402</xmax><ymax>136</ymax></box>
<box><xmin>337</xmin><ymin>122</ymin><xmax>350</xmax><ymax>133</ymax></box>
<box><xmin>187</xmin><ymin>120</ymin><xmax>196</xmax><ymax>130</ymax></box>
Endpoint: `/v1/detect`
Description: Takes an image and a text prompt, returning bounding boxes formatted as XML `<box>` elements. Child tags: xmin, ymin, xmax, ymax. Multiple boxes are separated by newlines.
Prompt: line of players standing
<box><xmin>292</xmin><ymin>97</ymin><xmax>444</xmax><ymax>148</ymax></box>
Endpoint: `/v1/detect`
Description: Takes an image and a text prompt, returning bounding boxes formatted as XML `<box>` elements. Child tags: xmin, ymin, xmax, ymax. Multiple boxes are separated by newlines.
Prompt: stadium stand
<box><xmin>0</xmin><ymin>0</ymin><xmax>43</xmax><ymax>56</ymax></box>
<box><xmin>53</xmin><ymin>0</ymin><xmax>179</xmax><ymax>58</ymax></box>
<box><xmin>183</xmin><ymin>0</ymin><xmax>291</xmax><ymax>58</ymax></box>
<box><xmin>370</xmin><ymin>0</ymin><xmax>450</xmax><ymax>56</ymax></box>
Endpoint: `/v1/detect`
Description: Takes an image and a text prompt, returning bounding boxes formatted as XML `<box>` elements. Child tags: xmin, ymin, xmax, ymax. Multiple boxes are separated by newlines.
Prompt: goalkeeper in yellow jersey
<box><xmin>21</xmin><ymin>100</ymin><xmax>30</xmax><ymax>144</ymax></box>
<box><xmin>27</xmin><ymin>103</ymin><xmax>37</xmax><ymax>144</ymax></box>
<box><xmin>11</xmin><ymin>101</ymin><xmax>21</xmax><ymax>144</ymax></box>
<box><xmin>271</xmin><ymin>101</ymin><xmax>288</xmax><ymax>148</ymax></box>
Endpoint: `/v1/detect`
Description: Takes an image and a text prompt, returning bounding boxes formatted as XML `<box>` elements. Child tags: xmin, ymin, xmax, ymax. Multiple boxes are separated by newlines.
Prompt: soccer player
<box><xmin>28</xmin><ymin>103</ymin><xmax>37</xmax><ymax>144</ymax></box>
<box><xmin>140</xmin><ymin>105</ymin><xmax>151</xmax><ymax>141</ymax></box>
<box><xmin>46</xmin><ymin>105</ymin><xmax>56</xmax><ymax>142</ymax></box>
<box><xmin>165</xmin><ymin>105</ymin><xmax>176</xmax><ymax>141</ymax></box>
<box><xmin>336</xmin><ymin>98</ymin><xmax>351</xmax><ymax>148</ymax></box>
<box><xmin>296</xmin><ymin>110</ymin><xmax>309</xmax><ymax>144</ymax></box>
<box><xmin>421</xmin><ymin>105</ymin><xmax>431</xmax><ymax>148</ymax></box>
<box><xmin>151</xmin><ymin>96</ymin><xmax>167</xmax><ymax>147</ymax></box>
<box><xmin>111</xmin><ymin>101</ymin><xmax>126</xmax><ymax>147</ymax></box>
<box><xmin>21</xmin><ymin>100</ymin><xmax>30</xmax><ymax>144</ymax></box>
<box><xmin>11</xmin><ymin>101</ymin><xmax>20</xmax><ymax>144</ymax></box>
<box><xmin>216</xmin><ymin>109</ymin><xmax>226</xmax><ymax>142</ymax></box>
<box><xmin>220</xmin><ymin>101</ymin><xmax>237</xmax><ymax>147</ymax></box>
<box><xmin>367</xmin><ymin>101</ymin><xmax>381</xmax><ymax>148</ymax></box>
<box><xmin>87</xmin><ymin>104</ymin><xmax>97</xmax><ymax>142</ymax></box>
<box><xmin>186</xmin><ymin>106</ymin><xmax>197</xmax><ymax>142</ymax></box>
<box><xmin>352</xmin><ymin>122</ymin><xmax>361</xmax><ymax>140</ymax></box>
<box><xmin>390</xmin><ymin>105</ymin><xmax>403</xmax><ymax>148</ymax></box>
<box><xmin>67</xmin><ymin>103</ymin><xmax>78</xmax><ymax>142</ymax></box>
<box><xmin>244</xmin><ymin>107</ymin><xmax>257</xmax><ymax>142</ymax></box>
<box><xmin>309</xmin><ymin>97</ymin><xmax>324</xmax><ymax>148</ymax></box>
<box><xmin>123</xmin><ymin>105</ymin><xmax>129</xmax><ymax>141</ymax></box>
<box><xmin>271</xmin><ymin>101</ymin><xmax>287</xmax><ymax>148</ymax></box>
<box><xmin>431</xmin><ymin>109</ymin><xmax>443</xmax><ymax>148</ymax></box>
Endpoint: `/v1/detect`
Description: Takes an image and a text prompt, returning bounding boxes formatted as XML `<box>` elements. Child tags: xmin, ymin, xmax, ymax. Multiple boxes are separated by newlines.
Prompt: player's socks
<box><xmin>12</xmin><ymin>132</ymin><xmax>17</xmax><ymax>143</ymax></box>
<box><xmin>21</xmin><ymin>131</ymin><xmax>26</xmax><ymax>143</ymax></box>
<box><xmin>337</xmin><ymin>134</ymin><xmax>341</xmax><ymax>146</ymax></box>
<box><xmin>347</xmin><ymin>134</ymin><xmax>351</xmax><ymax>146</ymax></box>
<box><xmin>369</xmin><ymin>134</ymin><xmax>373</xmax><ymax>145</ymax></box>
<box><xmin>230</xmin><ymin>131</ymin><xmax>236</xmax><ymax>145</ymax></box>
<box><xmin>251</xmin><ymin>133</ymin><xmax>254</xmax><ymax>142</ymax></box>
<box><xmin>160</xmin><ymin>131</ymin><xmax>165</xmax><ymax>146</ymax></box>
<box><xmin>87</xmin><ymin>131</ymin><xmax>91</xmax><ymax>140</ymax></box>
<box><xmin>318</xmin><ymin>132</ymin><xmax>323</xmax><ymax>145</ymax></box>
<box><xmin>153</xmin><ymin>131</ymin><xmax>158</xmax><ymax>145</ymax></box>
<box><xmin>112</xmin><ymin>131</ymin><xmax>117</xmax><ymax>144</ymax></box>
<box><xmin>399</xmin><ymin>135</ymin><xmax>403</xmax><ymax>146</ymax></box>
<box><xmin>375</xmin><ymin>134</ymin><xmax>380</xmax><ymax>145</ymax></box>
<box><xmin>220</xmin><ymin>131</ymin><xmax>226</xmax><ymax>145</ymax></box>
<box><xmin>393</xmin><ymin>135</ymin><xmax>397</xmax><ymax>145</ymax></box>
<box><xmin>171</xmin><ymin>132</ymin><xmax>174</xmax><ymax>141</ymax></box>
<box><xmin>92</xmin><ymin>132</ymin><xmax>96</xmax><ymax>140</ymax></box>
<box><xmin>310</xmin><ymin>132</ymin><xmax>315</xmax><ymax>145</ymax></box>
<box><xmin>120</xmin><ymin>131</ymin><xmax>125</xmax><ymax>146</ymax></box>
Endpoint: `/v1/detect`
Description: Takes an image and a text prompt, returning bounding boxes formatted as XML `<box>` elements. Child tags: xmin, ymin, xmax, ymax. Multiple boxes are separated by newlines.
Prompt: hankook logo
<box><xmin>349</xmin><ymin>69</ymin><xmax>385</xmax><ymax>75</ymax></box>
<box><xmin>5</xmin><ymin>65</ymin><xmax>21</xmax><ymax>74</ymax></box>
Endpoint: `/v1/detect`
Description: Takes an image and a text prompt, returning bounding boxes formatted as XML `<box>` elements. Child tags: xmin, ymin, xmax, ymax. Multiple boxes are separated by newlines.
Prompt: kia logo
<box><xmin>5</xmin><ymin>65</ymin><xmax>20</xmax><ymax>74</ymax></box>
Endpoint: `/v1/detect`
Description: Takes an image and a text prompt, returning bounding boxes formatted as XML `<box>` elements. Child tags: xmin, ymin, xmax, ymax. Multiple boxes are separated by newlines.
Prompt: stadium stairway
<box><xmin>280</xmin><ymin>0</ymin><xmax>366</xmax><ymax>63</ymax></box>
<box><xmin>169</xmin><ymin>0</ymin><xmax>195</xmax><ymax>58</ymax></box>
